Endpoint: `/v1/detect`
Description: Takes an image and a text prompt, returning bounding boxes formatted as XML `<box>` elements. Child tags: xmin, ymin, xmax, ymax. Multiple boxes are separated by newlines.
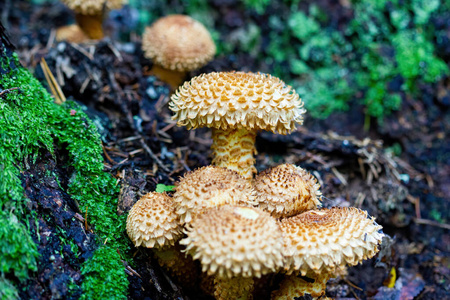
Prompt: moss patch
<box><xmin>0</xmin><ymin>49</ymin><xmax>128</xmax><ymax>298</ymax></box>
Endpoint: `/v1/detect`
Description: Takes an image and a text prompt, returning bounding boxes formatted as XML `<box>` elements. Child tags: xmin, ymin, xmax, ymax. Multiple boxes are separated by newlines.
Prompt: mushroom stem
<box><xmin>151</xmin><ymin>64</ymin><xmax>187</xmax><ymax>91</ymax></box>
<box><xmin>214</xmin><ymin>275</ymin><xmax>254</xmax><ymax>300</ymax></box>
<box><xmin>75</xmin><ymin>12</ymin><xmax>104</xmax><ymax>39</ymax></box>
<box><xmin>271</xmin><ymin>271</ymin><xmax>332</xmax><ymax>299</ymax></box>
<box><xmin>152</xmin><ymin>244</ymin><xmax>199</xmax><ymax>287</ymax></box>
<box><xmin>211</xmin><ymin>127</ymin><xmax>257</xmax><ymax>180</ymax></box>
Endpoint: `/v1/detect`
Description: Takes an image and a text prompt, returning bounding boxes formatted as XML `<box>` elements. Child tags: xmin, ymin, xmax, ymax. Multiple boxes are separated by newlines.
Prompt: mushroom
<box><xmin>181</xmin><ymin>205</ymin><xmax>285</xmax><ymax>300</ymax></box>
<box><xmin>142</xmin><ymin>14</ymin><xmax>216</xmax><ymax>89</ymax></box>
<box><xmin>253</xmin><ymin>163</ymin><xmax>322</xmax><ymax>218</ymax></box>
<box><xmin>126</xmin><ymin>192</ymin><xmax>182</xmax><ymax>248</ymax></box>
<box><xmin>170</xmin><ymin>71</ymin><xmax>306</xmax><ymax>180</ymax></box>
<box><xmin>126</xmin><ymin>192</ymin><xmax>197</xmax><ymax>286</ymax></box>
<box><xmin>55</xmin><ymin>24</ymin><xmax>88</xmax><ymax>43</ymax></box>
<box><xmin>59</xmin><ymin>0</ymin><xmax>125</xmax><ymax>40</ymax></box>
<box><xmin>272</xmin><ymin>207</ymin><xmax>384</xmax><ymax>299</ymax></box>
<box><xmin>172</xmin><ymin>165</ymin><xmax>256</xmax><ymax>224</ymax></box>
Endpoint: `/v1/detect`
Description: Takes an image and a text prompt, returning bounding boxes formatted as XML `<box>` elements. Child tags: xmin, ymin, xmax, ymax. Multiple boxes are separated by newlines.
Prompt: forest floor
<box><xmin>2</xmin><ymin>0</ymin><xmax>449</xmax><ymax>299</ymax></box>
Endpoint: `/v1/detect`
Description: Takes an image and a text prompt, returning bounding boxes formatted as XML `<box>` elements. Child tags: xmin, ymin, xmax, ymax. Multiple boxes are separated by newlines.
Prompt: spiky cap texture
<box><xmin>126</xmin><ymin>192</ymin><xmax>182</xmax><ymax>249</ymax></box>
<box><xmin>280</xmin><ymin>207</ymin><xmax>384</xmax><ymax>275</ymax></box>
<box><xmin>173</xmin><ymin>166</ymin><xmax>256</xmax><ymax>223</ymax></box>
<box><xmin>142</xmin><ymin>15</ymin><xmax>216</xmax><ymax>72</ymax></box>
<box><xmin>181</xmin><ymin>205</ymin><xmax>284</xmax><ymax>278</ymax></box>
<box><xmin>61</xmin><ymin>0</ymin><xmax>125</xmax><ymax>15</ymax></box>
<box><xmin>253</xmin><ymin>164</ymin><xmax>322</xmax><ymax>218</ymax></box>
<box><xmin>170</xmin><ymin>71</ymin><xmax>306</xmax><ymax>133</ymax></box>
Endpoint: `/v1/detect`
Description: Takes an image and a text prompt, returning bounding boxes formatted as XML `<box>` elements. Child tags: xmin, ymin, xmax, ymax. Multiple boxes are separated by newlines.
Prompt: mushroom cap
<box><xmin>126</xmin><ymin>192</ymin><xmax>183</xmax><ymax>249</ymax></box>
<box><xmin>173</xmin><ymin>165</ymin><xmax>257</xmax><ymax>223</ymax></box>
<box><xmin>181</xmin><ymin>205</ymin><xmax>284</xmax><ymax>278</ymax></box>
<box><xmin>280</xmin><ymin>207</ymin><xmax>384</xmax><ymax>275</ymax></box>
<box><xmin>61</xmin><ymin>0</ymin><xmax>125</xmax><ymax>15</ymax></box>
<box><xmin>253</xmin><ymin>164</ymin><xmax>322</xmax><ymax>218</ymax></box>
<box><xmin>170</xmin><ymin>71</ymin><xmax>306</xmax><ymax>134</ymax></box>
<box><xmin>142</xmin><ymin>15</ymin><xmax>216</xmax><ymax>72</ymax></box>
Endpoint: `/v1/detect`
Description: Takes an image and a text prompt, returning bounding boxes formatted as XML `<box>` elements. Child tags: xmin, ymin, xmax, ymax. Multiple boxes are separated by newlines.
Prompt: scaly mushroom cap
<box><xmin>173</xmin><ymin>166</ymin><xmax>256</xmax><ymax>223</ymax></box>
<box><xmin>253</xmin><ymin>164</ymin><xmax>322</xmax><ymax>218</ymax></box>
<box><xmin>142</xmin><ymin>15</ymin><xmax>216</xmax><ymax>72</ymax></box>
<box><xmin>170</xmin><ymin>71</ymin><xmax>306</xmax><ymax>134</ymax></box>
<box><xmin>126</xmin><ymin>192</ymin><xmax>183</xmax><ymax>248</ymax></box>
<box><xmin>280</xmin><ymin>207</ymin><xmax>383</xmax><ymax>276</ymax></box>
<box><xmin>61</xmin><ymin>0</ymin><xmax>125</xmax><ymax>15</ymax></box>
<box><xmin>181</xmin><ymin>205</ymin><xmax>284</xmax><ymax>278</ymax></box>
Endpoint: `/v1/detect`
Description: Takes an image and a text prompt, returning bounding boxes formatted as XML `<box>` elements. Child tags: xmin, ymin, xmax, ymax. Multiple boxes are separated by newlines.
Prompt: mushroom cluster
<box><xmin>127</xmin><ymin>71</ymin><xmax>384</xmax><ymax>299</ymax></box>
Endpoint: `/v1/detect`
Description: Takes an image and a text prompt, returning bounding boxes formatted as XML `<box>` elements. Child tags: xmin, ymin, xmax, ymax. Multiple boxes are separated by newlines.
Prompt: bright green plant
<box><xmin>155</xmin><ymin>183</ymin><xmax>175</xmax><ymax>193</ymax></box>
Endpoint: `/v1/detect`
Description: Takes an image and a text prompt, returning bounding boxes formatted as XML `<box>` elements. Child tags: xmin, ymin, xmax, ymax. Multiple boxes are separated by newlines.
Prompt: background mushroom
<box><xmin>55</xmin><ymin>24</ymin><xmax>88</xmax><ymax>43</ymax></box>
<box><xmin>59</xmin><ymin>0</ymin><xmax>125</xmax><ymax>40</ymax></box>
<box><xmin>172</xmin><ymin>165</ymin><xmax>256</xmax><ymax>224</ymax></box>
<box><xmin>181</xmin><ymin>205</ymin><xmax>285</xmax><ymax>300</ymax></box>
<box><xmin>142</xmin><ymin>14</ymin><xmax>216</xmax><ymax>89</ymax></box>
<box><xmin>273</xmin><ymin>207</ymin><xmax>384</xmax><ymax>298</ymax></box>
<box><xmin>170</xmin><ymin>71</ymin><xmax>306</xmax><ymax>180</ymax></box>
<box><xmin>253</xmin><ymin>163</ymin><xmax>322</xmax><ymax>218</ymax></box>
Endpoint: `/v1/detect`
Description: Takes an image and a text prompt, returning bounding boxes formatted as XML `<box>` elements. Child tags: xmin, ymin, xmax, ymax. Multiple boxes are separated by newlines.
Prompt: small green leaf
<box><xmin>155</xmin><ymin>184</ymin><xmax>175</xmax><ymax>193</ymax></box>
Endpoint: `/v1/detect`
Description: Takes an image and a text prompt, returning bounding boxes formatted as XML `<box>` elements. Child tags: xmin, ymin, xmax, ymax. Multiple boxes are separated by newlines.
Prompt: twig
<box><xmin>414</xmin><ymin>218</ymin><xmax>450</xmax><ymax>230</ymax></box>
<box><xmin>147</xmin><ymin>267</ymin><xmax>163</xmax><ymax>293</ymax></box>
<box><xmin>40</xmin><ymin>58</ymin><xmax>66</xmax><ymax>104</ymax></box>
<box><xmin>332</xmin><ymin>167</ymin><xmax>348</xmax><ymax>186</ymax></box>
<box><xmin>344</xmin><ymin>278</ymin><xmax>363</xmax><ymax>291</ymax></box>
<box><xmin>0</xmin><ymin>87</ymin><xmax>19</xmax><ymax>98</ymax></box>
<box><xmin>102</xmin><ymin>143</ymin><xmax>116</xmax><ymax>164</ymax></box>
<box><xmin>84</xmin><ymin>205</ymin><xmax>89</xmax><ymax>231</ymax></box>
<box><xmin>140</xmin><ymin>138</ymin><xmax>170</xmax><ymax>173</ymax></box>
<box><xmin>70</xmin><ymin>42</ymin><xmax>94</xmax><ymax>60</ymax></box>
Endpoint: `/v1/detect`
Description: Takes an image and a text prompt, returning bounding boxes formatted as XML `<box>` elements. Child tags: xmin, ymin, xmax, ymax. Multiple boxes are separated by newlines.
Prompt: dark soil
<box><xmin>2</xmin><ymin>0</ymin><xmax>449</xmax><ymax>299</ymax></box>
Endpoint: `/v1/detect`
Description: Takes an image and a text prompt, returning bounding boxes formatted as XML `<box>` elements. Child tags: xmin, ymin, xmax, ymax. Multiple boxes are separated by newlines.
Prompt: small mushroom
<box><xmin>126</xmin><ymin>192</ymin><xmax>182</xmax><ymax>248</ymax></box>
<box><xmin>253</xmin><ymin>163</ymin><xmax>322</xmax><ymax>218</ymax></box>
<box><xmin>142</xmin><ymin>14</ymin><xmax>216</xmax><ymax>89</ymax></box>
<box><xmin>170</xmin><ymin>71</ymin><xmax>306</xmax><ymax>180</ymax></box>
<box><xmin>59</xmin><ymin>0</ymin><xmax>125</xmax><ymax>40</ymax></box>
<box><xmin>181</xmin><ymin>205</ymin><xmax>284</xmax><ymax>300</ymax></box>
<box><xmin>272</xmin><ymin>207</ymin><xmax>384</xmax><ymax>299</ymax></box>
<box><xmin>126</xmin><ymin>192</ymin><xmax>197</xmax><ymax>285</ymax></box>
<box><xmin>172</xmin><ymin>165</ymin><xmax>256</xmax><ymax>224</ymax></box>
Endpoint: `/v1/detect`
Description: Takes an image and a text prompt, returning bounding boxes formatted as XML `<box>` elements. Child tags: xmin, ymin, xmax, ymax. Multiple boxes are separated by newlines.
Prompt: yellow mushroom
<box><xmin>170</xmin><ymin>71</ymin><xmax>306</xmax><ymax>180</ymax></box>
<box><xmin>172</xmin><ymin>165</ymin><xmax>256</xmax><ymax>224</ymax></box>
<box><xmin>126</xmin><ymin>192</ymin><xmax>198</xmax><ymax>286</ymax></box>
<box><xmin>142</xmin><ymin>14</ymin><xmax>216</xmax><ymax>89</ymax></box>
<box><xmin>181</xmin><ymin>205</ymin><xmax>284</xmax><ymax>300</ymax></box>
<box><xmin>272</xmin><ymin>207</ymin><xmax>384</xmax><ymax>299</ymax></box>
<box><xmin>253</xmin><ymin>163</ymin><xmax>322</xmax><ymax>218</ymax></box>
<box><xmin>59</xmin><ymin>0</ymin><xmax>125</xmax><ymax>40</ymax></box>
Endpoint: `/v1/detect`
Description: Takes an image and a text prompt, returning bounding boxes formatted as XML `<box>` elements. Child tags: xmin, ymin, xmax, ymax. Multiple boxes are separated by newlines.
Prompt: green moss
<box><xmin>242</xmin><ymin>0</ymin><xmax>271</xmax><ymax>14</ymax></box>
<box><xmin>80</xmin><ymin>246</ymin><xmax>128</xmax><ymax>300</ymax></box>
<box><xmin>227</xmin><ymin>0</ymin><xmax>449</xmax><ymax>121</ymax></box>
<box><xmin>0</xmin><ymin>211</ymin><xmax>38</xmax><ymax>280</ymax></box>
<box><xmin>0</xmin><ymin>275</ymin><xmax>19</xmax><ymax>300</ymax></box>
<box><xmin>0</xmin><ymin>50</ymin><xmax>128</xmax><ymax>298</ymax></box>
